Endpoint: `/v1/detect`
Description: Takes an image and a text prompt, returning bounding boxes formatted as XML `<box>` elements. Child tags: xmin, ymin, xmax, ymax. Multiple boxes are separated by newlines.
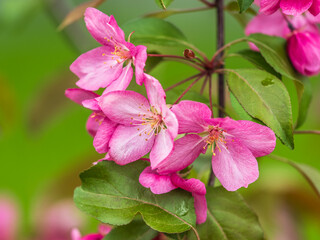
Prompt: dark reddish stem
<box><xmin>209</xmin><ymin>0</ymin><xmax>224</xmax><ymax>187</ymax></box>
<box><xmin>294</xmin><ymin>130</ymin><xmax>320</xmax><ymax>135</ymax></box>
<box><xmin>173</xmin><ymin>74</ymin><xmax>205</xmax><ymax>105</ymax></box>
<box><xmin>208</xmin><ymin>75</ymin><xmax>214</xmax><ymax>117</ymax></box>
<box><xmin>200</xmin><ymin>75</ymin><xmax>209</xmax><ymax>94</ymax></box>
<box><xmin>165</xmin><ymin>73</ymin><xmax>204</xmax><ymax>92</ymax></box>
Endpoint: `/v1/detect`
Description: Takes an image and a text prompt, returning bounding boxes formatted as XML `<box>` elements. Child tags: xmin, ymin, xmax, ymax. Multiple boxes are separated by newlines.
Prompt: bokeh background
<box><xmin>0</xmin><ymin>0</ymin><xmax>320</xmax><ymax>239</ymax></box>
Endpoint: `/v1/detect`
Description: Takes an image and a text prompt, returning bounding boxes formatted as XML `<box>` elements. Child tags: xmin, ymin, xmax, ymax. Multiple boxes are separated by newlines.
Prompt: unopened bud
<box><xmin>184</xmin><ymin>49</ymin><xmax>195</xmax><ymax>59</ymax></box>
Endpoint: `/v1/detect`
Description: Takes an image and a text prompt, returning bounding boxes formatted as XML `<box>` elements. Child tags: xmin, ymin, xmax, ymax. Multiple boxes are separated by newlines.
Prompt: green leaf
<box><xmin>144</xmin><ymin>51</ymin><xmax>163</xmax><ymax>73</ymax></box>
<box><xmin>188</xmin><ymin>187</ymin><xmax>264</xmax><ymax>240</ymax></box>
<box><xmin>246</xmin><ymin>34</ymin><xmax>311</xmax><ymax>130</ymax></box>
<box><xmin>247</xmin><ymin>34</ymin><xmax>298</xmax><ymax>80</ymax></box>
<box><xmin>104</xmin><ymin>220</ymin><xmax>158</xmax><ymax>240</ymax></box>
<box><xmin>225</xmin><ymin>2</ymin><xmax>255</xmax><ymax>28</ymax></box>
<box><xmin>230</xmin><ymin>92</ymin><xmax>262</xmax><ymax>124</ymax></box>
<box><xmin>74</xmin><ymin>161</ymin><xmax>199</xmax><ymax>236</ymax></box>
<box><xmin>230</xmin><ymin>50</ymin><xmax>281</xmax><ymax>79</ymax></box>
<box><xmin>270</xmin><ymin>155</ymin><xmax>320</xmax><ymax>197</ymax></box>
<box><xmin>155</xmin><ymin>0</ymin><xmax>173</xmax><ymax>9</ymax></box>
<box><xmin>295</xmin><ymin>78</ymin><xmax>312</xmax><ymax>129</ymax></box>
<box><xmin>237</xmin><ymin>0</ymin><xmax>254</xmax><ymax>13</ymax></box>
<box><xmin>122</xmin><ymin>18</ymin><xmax>188</xmax><ymax>48</ymax></box>
<box><xmin>225</xmin><ymin>68</ymin><xmax>294</xmax><ymax>149</ymax></box>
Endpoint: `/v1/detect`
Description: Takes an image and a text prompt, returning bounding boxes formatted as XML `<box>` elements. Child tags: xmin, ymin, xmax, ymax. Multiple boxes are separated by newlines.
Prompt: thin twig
<box><xmin>200</xmin><ymin>75</ymin><xmax>209</xmax><ymax>94</ymax></box>
<box><xmin>208</xmin><ymin>75</ymin><xmax>214</xmax><ymax>117</ymax></box>
<box><xmin>294</xmin><ymin>130</ymin><xmax>320</xmax><ymax>135</ymax></box>
<box><xmin>173</xmin><ymin>74</ymin><xmax>205</xmax><ymax>104</ymax></box>
<box><xmin>165</xmin><ymin>73</ymin><xmax>204</xmax><ymax>92</ymax></box>
<box><xmin>211</xmin><ymin>38</ymin><xmax>247</xmax><ymax>63</ymax></box>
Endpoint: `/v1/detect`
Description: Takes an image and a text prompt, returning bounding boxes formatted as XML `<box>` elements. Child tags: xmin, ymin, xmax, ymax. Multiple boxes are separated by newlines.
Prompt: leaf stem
<box><xmin>173</xmin><ymin>74</ymin><xmax>205</xmax><ymax>104</ymax></box>
<box><xmin>208</xmin><ymin>75</ymin><xmax>214</xmax><ymax>117</ymax></box>
<box><xmin>165</xmin><ymin>73</ymin><xmax>204</xmax><ymax>92</ymax></box>
<box><xmin>294</xmin><ymin>130</ymin><xmax>320</xmax><ymax>135</ymax></box>
<box><xmin>211</xmin><ymin>38</ymin><xmax>247</xmax><ymax>63</ymax></box>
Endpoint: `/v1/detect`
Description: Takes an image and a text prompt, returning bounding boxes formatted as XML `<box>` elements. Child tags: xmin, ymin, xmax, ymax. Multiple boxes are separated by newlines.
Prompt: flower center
<box><xmin>203</xmin><ymin>125</ymin><xmax>226</xmax><ymax>155</ymax></box>
<box><xmin>111</xmin><ymin>45</ymin><xmax>131</xmax><ymax>62</ymax></box>
<box><xmin>141</xmin><ymin>106</ymin><xmax>167</xmax><ymax>136</ymax></box>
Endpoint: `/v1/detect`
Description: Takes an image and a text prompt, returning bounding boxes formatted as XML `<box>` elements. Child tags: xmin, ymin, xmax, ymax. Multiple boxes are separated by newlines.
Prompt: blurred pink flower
<box><xmin>65</xmin><ymin>88</ymin><xmax>118</xmax><ymax>154</ymax></box>
<box><xmin>155</xmin><ymin>101</ymin><xmax>276</xmax><ymax>191</ymax></box>
<box><xmin>259</xmin><ymin>0</ymin><xmax>320</xmax><ymax>16</ymax></box>
<box><xmin>37</xmin><ymin>200</ymin><xmax>85</xmax><ymax>240</ymax></box>
<box><xmin>139</xmin><ymin>166</ymin><xmax>207</xmax><ymax>224</ymax></box>
<box><xmin>0</xmin><ymin>197</ymin><xmax>18</xmax><ymax>240</ymax></box>
<box><xmin>70</xmin><ymin>7</ymin><xmax>147</xmax><ymax>91</ymax></box>
<box><xmin>71</xmin><ymin>224</ymin><xmax>111</xmax><ymax>240</ymax></box>
<box><xmin>287</xmin><ymin>31</ymin><xmax>320</xmax><ymax>75</ymax></box>
<box><xmin>99</xmin><ymin>74</ymin><xmax>178</xmax><ymax>167</ymax></box>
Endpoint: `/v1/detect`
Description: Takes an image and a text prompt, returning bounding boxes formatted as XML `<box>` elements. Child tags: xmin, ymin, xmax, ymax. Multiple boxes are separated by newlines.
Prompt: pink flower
<box><xmin>155</xmin><ymin>101</ymin><xmax>276</xmax><ymax>191</ymax></box>
<box><xmin>71</xmin><ymin>224</ymin><xmax>111</xmax><ymax>240</ymax></box>
<box><xmin>70</xmin><ymin>7</ymin><xmax>147</xmax><ymax>91</ymax></box>
<box><xmin>0</xmin><ymin>197</ymin><xmax>18</xmax><ymax>240</ymax></box>
<box><xmin>139</xmin><ymin>166</ymin><xmax>207</xmax><ymax>224</ymax></box>
<box><xmin>259</xmin><ymin>0</ymin><xmax>320</xmax><ymax>16</ymax></box>
<box><xmin>99</xmin><ymin>74</ymin><xmax>178</xmax><ymax>167</ymax></box>
<box><xmin>65</xmin><ymin>88</ymin><xmax>117</xmax><ymax>154</ymax></box>
<box><xmin>287</xmin><ymin>31</ymin><xmax>320</xmax><ymax>75</ymax></box>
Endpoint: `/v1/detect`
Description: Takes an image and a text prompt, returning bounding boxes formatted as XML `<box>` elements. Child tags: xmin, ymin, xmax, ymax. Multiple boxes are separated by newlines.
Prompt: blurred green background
<box><xmin>0</xmin><ymin>0</ymin><xmax>319</xmax><ymax>239</ymax></box>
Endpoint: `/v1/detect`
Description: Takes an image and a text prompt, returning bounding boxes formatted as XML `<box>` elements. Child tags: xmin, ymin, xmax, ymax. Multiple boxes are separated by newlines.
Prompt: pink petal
<box><xmin>82</xmin><ymin>233</ymin><xmax>104</xmax><ymax>240</ymax></box>
<box><xmin>245</xmin><ymin>11</ymin><xmax>288</xmax><ymax>39</ymax></box>
<box><xmin>139</xmin><ymin>167</ymin><xmax>177</xmax><ymax>194</ymax></box>
<box><xmin>99</xmin><ymin>91</ymin><xmax>150</xmax><ymax>125</ymax></box>
<box><xmin>0</xmin><ymin>198</ymin><xmax>18</xmax><ymax>240</ymax></box>
<box><xmin>134</xmin><ymin>45</ymin><xmax>148</xmax><ymax>85</ymax></box>
<box><xmin>65</xmin><ymin>88</ymin><xmax>99</xmax><ymax>105</ymax></box>
<box><xmin>70</xmin><ymin>46</ymin><xmax>123</xmax><ymax>91</ymax></box>
<box><xmin>86</xmin><ymin>112</ymin><xmax>105</xmax><ymax>137</ymax></box>
<box><xmin>109</xmin><ymin>125</ymin><xmax>155</xmax><ymax>165</ymax></box>
<box><xmin>280</xmin><ymin>0</ymin><xmax>313</xmax><ymax>15</ymax></box>
<box><xmin>71</xmin><ymin>228</ymin><xmax>82</xmax><ymax>240</ymax></box>
<box><xmin>171</xmin><ymin>174</ymin><xmax>207</xmax><ymax>224</ymax></box>
<box><xmin>162</xmin><ymin>107</ymin><xmax>179</xmax><ymax>139</ymax></box>
<box><xmin>171</xmin><ymin>174</ymin><xmax>206</xmax><ymax>195</ymax></box>
<box><xmin>82</xmin><ymin>98</ymin><xmax>100</xmax><ymax>111</ymax></box>
<box><xmin>144</xmin><ymin>74</ymin><xmax>166</xmax><ymax>112</ymax></box>
<box><xmin>171</xmin><ymin>101</ymin><xmax>211</xmax><ymax>134</ymax></box>
<box><xmin>309</xmin><ymin>0</ymin><xmax>320</xmax><ymax>15</ymax></box>
<box><xmin>212</xmin><ymin>140</ymin><xmax>259</xmax><ymax>191</ymax></box>
<box><xmin>150</xmin><ymin>130</ymin><xmax>174</xmax><ymax>169</ymax></box>
<box><xmin>84</xmin><ymin>8</ymin><xmax>125</xmax><ymax>46</ymax></box>
<box><xmin>93</xmin><ymin>118</ymin><xmax>118</xmax><ymax>154</ymax></box>
<box><xmin>260</xmin><ymin>0</ymin><xmax>280</xmax><ymax>15</ymax></box>
<box><xmin>193</xmin><ymin>194</ymin><xmax>207</xmax><ymax>224</ymax></box>
<box><xmin>227</xmin><ymin>120</ymin><xmax>276</xmax><ymax>158</ymax></box>
<box><xmin>156</xmin><ymin>134</ymin><xmax>206</xmax><ymax>174</ymax></box>
<box><xmin>98</xmin><ymin>224</ymin><xmax>112</xmax><ymax>235</ymax></box>
<box><xmin>102</xmin><ymin>64</ymin><xmax>133</xmax><ymax>95</ymax></box>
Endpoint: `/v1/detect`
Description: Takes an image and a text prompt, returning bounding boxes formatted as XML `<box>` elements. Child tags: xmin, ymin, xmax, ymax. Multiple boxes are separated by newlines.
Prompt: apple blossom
<box><xmin>99</xmin><ymin>74</ymin><xmax>178</xmax><ymax>167</ymax></box>
<box><xmin>65</xmin><ymin>88</ymin><xmax>117</xmax><ymax>153</ymax></box>
<box><xmin>259</xmin><ymin>0</ymin><xmax>320</xmax><ymax>16</ymax></box>
<box><xmin>287</xmin><ymin>31</ymin><xmax>320</xmax><ymax>75</ymax></box>
<box><xmin>155</xmin><ymin>101</ymin><xmax>276</xmax><ymax>191</ymax></box>
<box><xmin>70</xmin><ymin>8</ymin><xmax>147</xmax><ymax>91</ymax></box>
<box><xmin>71</xmin><ymin>224</ymin><xmax>111</xmax><ymax>240</ymax></box>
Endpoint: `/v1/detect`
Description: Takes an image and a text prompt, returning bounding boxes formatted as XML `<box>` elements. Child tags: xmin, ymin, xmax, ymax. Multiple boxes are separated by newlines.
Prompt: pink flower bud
<box><xmin>287</xmin><ymin>31</ymin><xmax>320</xmax><ymax>76</ymax></box>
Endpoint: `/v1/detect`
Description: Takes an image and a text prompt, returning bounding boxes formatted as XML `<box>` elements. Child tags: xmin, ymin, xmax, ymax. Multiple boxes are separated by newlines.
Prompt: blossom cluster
<box><xmin>252</xmin><ymin>0</ymin><xmax>320</xmax><ymax>76</ymax></box>
<box><xmin>66</xmin><ymin>7</ymin><xmax>276</xmax><ymax>226</ymax></box>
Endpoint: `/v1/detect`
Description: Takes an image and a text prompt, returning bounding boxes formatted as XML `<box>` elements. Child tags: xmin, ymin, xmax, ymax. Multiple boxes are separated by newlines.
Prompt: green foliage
<box><xmin>225</xmin><ymin>68</ymin><xmax>294</xmax><ymax>149</ymax></box>
<box><xmin>188</xmin><ymin>187</ymin><xmax>264</xmax><ymax>240</ymax></box>
<box><xmin>295</xmin><ymin>78</ymin><xmax>312</xmax><ymax>129</ymax></box>
<box><xmin>122</xmin><ymin>18</ymin><xmax>188</xmax><ymax>48</ymax></box>
<box><xmin>104</xmin><ymin>220</ymin><xmax>157</xmax><ymax>240</ymax></box>
<box><xmin>230</xmin><ymin>49</ymin><xmax>281</xmax><ymax>79</ymax></box>
<box><xmin>271</xmin><ymin>155</ymin><xmax>320</xmax><ymax>197</ymax></box>
<box><xmin>155</xmin><ymin>0</ymin><xmax>174</xmax><ymax>9</ymax></box>
<box><xmin>237</xmin><ymin>0</ymin><xmax>254</xmax><ymax>13</ymax></box>
<box><xmin>225</xmin><ymin>2</ymin><xmax>256</xmax><ymax>28</ymax></box>
<box><xmin>247</xmin><ymin>34</ymin><xmax>312</xmax><ymax>128</ymax></box>
<box><xmin>74</xmin><ymin>161</ymin><xmax>198</xmax><ymax>234</ymax></box>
